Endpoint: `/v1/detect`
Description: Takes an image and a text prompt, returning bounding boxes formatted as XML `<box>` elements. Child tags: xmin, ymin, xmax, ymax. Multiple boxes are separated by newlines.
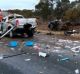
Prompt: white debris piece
<box><xmin>54</xmin><ymin>47</ymin><xmax>62</xmax><ymax>50</ymax></box>
<box><xmin>45</xmin><ymin>44</ymin><xmax>50</xmax><ymax>49</ymax></box>
<box><xmin>58</xmin><ymin>39</ymin><xmax>72</xmax><ymax>44</ymax></box>
<box><xmin>71</xmin><ymin>34</ymin><xmax>75</xmax><ymax>36</ymax></box>
<box><xmin>73</xmin><ymin>41</ymin><xmax>79</xmax><ymax>43</ymax></box>
<box><xmin>58</xmin><ymin>54</ymin><xmax>63</xmax><ymax>57</ymax></box>
<box><xmin>65</xmin><ymin>46</ymin><xmax>71</xmax><ymax>49</ymax></box>
<box><xmin>75</xmin><ymin>69</ymin><xmax>79</xmax><ymax>74</ymax></box>
<box><xmin>58</xmin><ymin>39</ymin><xmax>66</xmax><ymax>42</ymax></box>
<box><xmin>0</xmin><ymin>42</ymin><xmax>4</xmax><ymax>44</ymax></box>
<box><xmin>52</xmin><ymin>50</ymin><xmax>60</xmax><ymax>52</ymax></box>
<box><xmin>24</xmin><ymin>59</ymin><xmax>31</xmax><ymax>62</ymax></box>
<box><xmin>33</xmin><ymin>45</ymin><xmax>41</xmax><ymax>50</ymax></box>
<box><xmin>39</xmin><ymin>72</ymin><xmax>43</xmax><ymax>74</ymax></box>
<box><xmin>0</xmin><ymin>55</ymin><xmax>3</xmax><ymax>60</ymax></box>
<box><xmin>71</xmin><ymin>46</ymin><xmax>80</xmax><ymax>53</ymax></box>
<box><xmin>10</xmin><ymin>48</ymin><xmax>15</xmax><ymax>51</ymax></box>
<box><xmin>39</xmin><ymin>52</ymin><xmax>47</xmax><ymax>58</ymax></box>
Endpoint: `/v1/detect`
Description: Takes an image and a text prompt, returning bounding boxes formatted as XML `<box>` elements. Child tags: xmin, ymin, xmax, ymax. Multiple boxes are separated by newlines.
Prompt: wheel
<box><xmin>24</xmin><ymin>24</ymin><xmax>33</xmax><ymax>37</ymax></box>
<box><xmin>7</xmin><ymin>26</ymin><xmax>14</xmax><ymax>37</ymax></box>
<box><xmin>27</xmin><ymin>29</ymin><xmax>33</xmax><ymax>37</ymax></box>
<box><xmin>49</xmin><ymin>24</ymin><xmax>53</xmax><ymax>30</ymax></box>
<box><xmin>9</xmin><ymin>31</ymin><xmax>13</xmax><ymax>37</ymax></box>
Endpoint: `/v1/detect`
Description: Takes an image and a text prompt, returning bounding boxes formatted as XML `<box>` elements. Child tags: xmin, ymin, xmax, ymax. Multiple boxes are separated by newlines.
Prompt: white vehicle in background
<box><xmin>0</xmin><ymin>14</ymin><xmax>37</xmax><ymax>37</ymax></box>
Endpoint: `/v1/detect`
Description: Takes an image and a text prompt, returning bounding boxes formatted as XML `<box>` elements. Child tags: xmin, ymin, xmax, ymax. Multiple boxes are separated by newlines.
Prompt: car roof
<box><xmin>3</xmin><ymin>13</ymin><xmax>23</xmax><ymax>18</ymax></box>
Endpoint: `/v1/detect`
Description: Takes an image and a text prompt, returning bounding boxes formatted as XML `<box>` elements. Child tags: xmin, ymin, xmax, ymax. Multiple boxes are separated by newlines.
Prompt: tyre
<box><xmin>24</xmin><ymin>23</ymin><xmax>33</xmax><ymax>37</ymax></box>
<box><xmin>8</xmin><ymin>26</ymin><xmax>14</xmax><ymax>37</ymax></box>
<box><xmin>27</xmin><ymin>29</ymin><xmax>33</xmax><ymax>37</ymax></box>
<box><xmin>49</xmin><ymin>24</ymin><xmax>53</xmax><ymax>30</ymax></box>
<box><xmin>9</xmin><ymin>31</ymin><xmax>13</xmax><ymax>37</ymax></box>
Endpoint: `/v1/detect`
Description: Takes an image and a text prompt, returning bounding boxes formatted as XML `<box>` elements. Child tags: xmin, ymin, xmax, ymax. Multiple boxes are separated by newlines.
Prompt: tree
<box><xmin>8</xmin><ymin>9</ymin><xmax>34</xmax><ymax>18</ymax></box>
<box><xmin>63</xmin><ymin>4</ymin><xmax>80</xmax><ymax>21</ymax></box>
<box><xmin>35</xmin><ymin>0</ymin><xmax>54</xmax><ymax>20</ymax></box>
<box><xmin>54</xmin><ymin>0</ymin><xmax>70</xmax><ymax>19</ymax></box>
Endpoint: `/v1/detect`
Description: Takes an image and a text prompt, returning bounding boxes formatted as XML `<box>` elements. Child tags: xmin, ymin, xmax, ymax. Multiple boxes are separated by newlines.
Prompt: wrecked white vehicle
<box><xmin>0</xmin><ymin>14</ymin><xmax>37</xmax><ymax>38</ymax></box>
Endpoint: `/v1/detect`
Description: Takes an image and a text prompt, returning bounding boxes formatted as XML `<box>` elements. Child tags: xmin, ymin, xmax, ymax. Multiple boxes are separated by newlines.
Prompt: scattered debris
<box><xmin>60</xmin><ymin>57</ymin><xmax>69</xmax><ymax>61</ymax></box>
<box><xmin>52</xmin><ymin>50</ymin><xmax>60</xmax><ymax>53</ymax></box>
<box><xmin>39</xmin><ymin>52</ymin><xmax>47</xmax><ymax>58</ymax></box>
<box><xmin>54</xmin><ymin>47</ymin><xmax>62</xmax><ymax>50</ymax></box>
<box><xmin>71</xmin><ymin>46</ymin><xmax>80</xmax><ymax>53</ymax></box>
<box><xmin>57</xmin><ymin>56</ymin><xmax>69</xmax><ymax>62</ymax></box>
<box><xmin>44</xmin><ymin>67</ymin><xmax>47</xmax><ymax>70</ymax></box>
<box><xmin>65</xmin><ymin>46</ymin><xmax>71</xmax><ymax>49</ymax></box>
<box><xmin>24</xmin><ymin>59</ymin><xmax>31</xmax><ymax>62</ymax></box>
<box><xmin>75</xmin><ymin>69</ymin><xmax>79</xmax><ymax>74</ymax></box>
<box><xmin>10</xmin><ymin>48</ymin><xmax>15</xmax><ymax>51</ymax></box>
<box><xmin>32</xmin><ymin>53</ymin><xmax>37</xmax><ymax>55</ymax></box>
<box><xmin>45</xmin><ymin>44</ymin><xmax>50</xmax><ymax>49</ymax></box>
<box><xmin>0</xmin><ymin>42</ymin><xmax>4</xmax><ymax>44</ymax></box>
<box><xmin>58</xmin><ymin>54</ymin><xmax>63</xmax><ymax>57</ymax></box>
<box><xmin>8</xmin><ymin>41</ymin><xmax>18</xmax><ymax>47</ymax></box>
<box><xmin>26</xmin><ymin>53</ymin><xmax>30</xmax><ymax>55</ymax></box>
<box><xmin>0</xmin><ymin>54</ymin><xmax>3</xmax><ymax>60</ymax></box>
<box><xmin>39</xmin><ymin>71</ymin><xmax>43</xmax><ymax>74</ymax></box>
<box><xmin>25</xmin><ymin>41</ymin><xmax>34</xmax><ymax>46</ymax></box>
<box><xmin>33</xmin><ymin>45</ymin><xmax>41</xmax><ymax>50</ymax></box>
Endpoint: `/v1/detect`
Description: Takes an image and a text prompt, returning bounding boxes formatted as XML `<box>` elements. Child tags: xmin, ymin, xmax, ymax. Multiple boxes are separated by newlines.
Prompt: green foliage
<box><xmin>35</xmin><ymin>0</ymin><xmax>54</xmax><ymax>20</ymax></box>
<box><xmin>54</xmin><ymin>0</ymin><xmax>70</xmax><ymax>19</ymax></box>
<box><xmin>8</xmin><ymin>9</ymin><xmax>34</xmax><ymax>18</ymax></box>
<box><xmin>64</xmin><ymin>4</ymin><xmax>80</xmax><ymax>21</ymax></box>
<box><xmin>6</xmin><ymin>0</ymin><xmax>80</xmax><ymax>22</ymax></box>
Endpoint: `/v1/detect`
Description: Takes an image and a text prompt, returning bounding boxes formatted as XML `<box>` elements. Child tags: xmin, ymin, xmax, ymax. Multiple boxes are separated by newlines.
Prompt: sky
<box><xmin>0</xmin><ymin>0</ymin><xmax>40</xmax><ymax>10</ymax></box>
<box><xmin>0</xmin><ymin>0</ymin><xmax>75</xmax><ymax>10</ymax></box>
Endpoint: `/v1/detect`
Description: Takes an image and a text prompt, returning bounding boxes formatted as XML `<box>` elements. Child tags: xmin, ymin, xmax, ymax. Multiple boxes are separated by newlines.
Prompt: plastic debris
<box><xmin>65</xmin><ymin>46</ymin><xmax>71</xmax><ymax>49</ymax></box>
<box><xmin>71</xmin><ymin>46</ymin><xmax>80</xmax><ymax>53</ymax></box>
<box><xmin>32</xmin><ymin>53</ymin><xmax>37</xmax><ymax>55</ymax></box>
<box><xmin>39</xmin><ymin>52</ymin><xmax>47</xmax><ymax>58</ymax></box>
<box><xmin>58</xmin><ymin>57</ymin><xmax>69</xmax><ymax>61</ymax></box>
<box><xmin>25</xmin><ymin>41</ymin><xmax>34</xmax><ymax>46</ymax></box>
<box><xmin>58</xmin><ymin>54</ymin><xmax>63</xmax><ymax>57</ymax></box>
<box><xmin>9</xmin><ymin>41</ymin><xmax>18</xmax><ymax>47</ymax></box>
<box><xmin>10</xmin><ymin>48</ymin><xmax>15</xmax><ymax>51</ymax></box>
<box><xmin>39</xmin><ymin>72</ymin><xmax>43</xmax><ymax>74</ymax></box>
<box><xmin>44</xmin><ymin>67</ymin><xmax>47</xmax><ymax>70</ymax></box>
<box><xmin>33</xmin><ymin>45</ymin><xmax>41</xmax><ymax>50</ymax></box>
<box><xmin>26</xmin><ymin>53</ymin><xmax>30</xmax><ymax>55</ymax></box>
<box><xmin>75</xmin><ymin>69</ymin><xmax>79</xmax><ymax>74</ymax></box>
<box><xmin>45</xmin><ymin>44</ymin><xmax>50</xmax><ymax>49</ymax></box>
<box><xmin>61</xmin><ymin>57</ymin><xmax>69</xmax><ymax>61</ymax></box>
<box><xmin>52</xmin><ymin>50</ymin><xmax>60</xmax><ymax>53</ymax></box>
<box><xmin>0</xmin><ymin>54</ymin><xmax>3</xmax><ymax>60</ymax></box>
<box><xmin>24</xmin><ymin>59</ymin><xmax>31</xmax><ymax>62</ymax></box>
<box><xmin>0</xmin><ymin>42</ymin><xmax>4</xmax><ymax>44</ymax></box>
<box><xmin>54</xmin><ymin>47</ymin><xmax>62</xmax><ymax>50</ymax></box>
<box><xmin>0</xmin><ymin>56</ymin><xmax>3</xmax><ymax>60</ymax></box>
<box><xmin>33</xmin><ymin>43</ymin><xmax>41</xmax><ymax>51</ymax></box>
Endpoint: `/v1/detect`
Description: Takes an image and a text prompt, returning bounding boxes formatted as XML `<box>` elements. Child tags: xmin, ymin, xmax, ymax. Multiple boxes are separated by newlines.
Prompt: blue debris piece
<box><xmin>60</xmin><ymin>57</ymin><xmax>69</xmax><ymax>61</ymax></box>
<box><xmin>25</xmin><ymin>41</ymin><xmax>34</xmax><ymax>46</ymax></box>
<box><xmin>9</xmin><ymin>41</ymin><xmax>18</xmax><ymax>47</ymax></box>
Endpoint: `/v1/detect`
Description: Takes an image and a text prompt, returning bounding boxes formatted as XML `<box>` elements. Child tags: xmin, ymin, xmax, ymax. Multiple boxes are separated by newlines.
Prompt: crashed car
<box><xmin>48</xmin><ymin>20</ymin><xmax>60</xmax><ymax>30</ymax></box>
<box><xmin>64</xmin><ymin>30</ymin><xmax>79</xmax><ymax>36</ymax></box>
<box><xmin>0</xmin><ymin>14</ymin><xmax>37</xmax><ymax>37</ymax></box>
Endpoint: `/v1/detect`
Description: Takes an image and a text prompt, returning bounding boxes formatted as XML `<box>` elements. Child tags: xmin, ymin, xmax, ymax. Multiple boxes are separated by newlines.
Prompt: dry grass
<box><xmin>36</xmin><ymin>20</ymin><xmax>80</xmax><ymax>40</ymax></box>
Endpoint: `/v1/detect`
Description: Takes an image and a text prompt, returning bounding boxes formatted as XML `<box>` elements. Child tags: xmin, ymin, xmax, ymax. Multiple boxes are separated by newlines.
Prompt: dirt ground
<box><xmin>36</xmin><ymin>23</ymin><xmax>80</xmax><ymax>40</ymax></box>
<box><xmin>36</xmin><ymin>21</ymin><xmax>49</xmax><ymax>30</ymax></box>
